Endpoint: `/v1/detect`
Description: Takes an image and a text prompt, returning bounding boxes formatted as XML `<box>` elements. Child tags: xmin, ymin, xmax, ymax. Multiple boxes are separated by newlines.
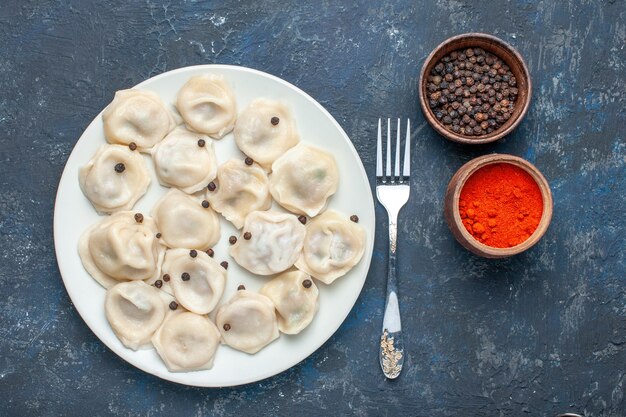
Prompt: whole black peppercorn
<box><xmin>154</xmin><ymin>280</ymin><xmax>163</xmax><ymax>289</ymax></box>
<box><xmin>244</xmin><ymin>157</ymin><xmax>253</xmax><ymax>165</ymax></box>
<box><xmin>169</xmin><ymin>301</ymin><xmax>178</xmax><ymax>310</ymax></box>
<box><xmin>223</xmin><ymin>323</ymin><xmax>231</xmax><ymax>331</ymax></box>
<box><xmin>190</xmin><ymin>249</ymin><xmax>197</xmax><ymax>258</ymax></box>
<box><xmin>201</xmin><ymin>200</ymin><xmax>209</xmax><ymax>208</ymax></box>
<box><xmin>271</xmin><ymin>116</ymin><xmax>280</xmax><ymax>125</ymax></box>
<box><xmin>114</xmin><ymin>163</ymin><xmax>125</xmax><ymax>173</ymax></box>
<box><xmin>302</xmin><ymin>279</ymin><xmax>312</xmax><ymax>288</ymax></box>
<box><xmin>206</xmin><ymin>248</ymin><xmax>214</xmax><ymax>257</ymax></box>
<box><xmin>243</xmin><ymin>232</ymin><xmax>252</xmax><ymax>240</ymax></box>
<box><xmin>207</xmin><ymin>182</ymin><xmax>216</xmax><ymax>191</ymax></box>
<box><xmin>298</xmin><ymin>215</ymin><xmax>307</xmax><ymax>225</ymax></box>
<box><xmin>156</xmin><ymin>232</ymin><xmax>162</xmax><ymax>239</ymax></box>
<box><xmin>163</xmin><ymin>274</ymin><xmax>170</xmax><ymax>282</ymax></box>
<box><xmin>134</xmin><ymin>213</ymin><xmax>143</xmax><ymax>223</ymax></box>
<box><xmin>237</xmin><ymin>284</ymin><xmax>245</xmax><ymax>291</ymax></box>
<box><xmin>350</xmin><ymin>215</ymin><xmax>359</xmax><ymax>223</ymax></box>
<box><xmin>220</xmin><ymin>261</ymin><xmax>228</xmax><ymax>269</ymax></box>
<box><xmin>181</xmin><ymin>272</ymin><xmax>190</xmax><ymax>281</ymax></box>
<box><xmin>229</xmin><ymin>235</ymin><xmax>237</xmax><ymax>244</ymax></box>
<box><xmin>128</xmin><ymin>142</ymin><xmax>137</xmax><ymax>151</ymax></box>
<box><xmin>197</xmin><ymin>139</ymin><xmax>206</xmax><ymax>147</ymax></box>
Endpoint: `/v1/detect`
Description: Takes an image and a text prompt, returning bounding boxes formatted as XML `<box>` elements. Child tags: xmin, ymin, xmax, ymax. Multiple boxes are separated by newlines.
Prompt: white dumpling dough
<box><xmin>215</xmin><ymin>290</ymin><xmax>279</xmax><ymax>354</ymax></box>
<box><xmin>161</xmin><ymin>248</ymin><xmax>226</xmax><ymax>314</ymax></box>
<box><xmin>206</xmin><ymin>159</ymin><xmax>271</xmax><ymax>229</ymax></box>
<box><xmin>105</xmin><ymin>281</ymin><xmax>167</xmax><ymax>350</ymax></box>
<box><xmin>234</xmin><ymin>99</ymin><xmax>299</xmax><ymax>170</ymax></box>
<box><xmin>78</xmin><ymin>211</ymin><xmax>165</xmax><ymax>288</ymax></box>
<box><xmin>79</xmin><ymin>144</ymin><xmax>150</xmax><ymax>214</ymax></box>
<box><xmin>151</xmin><ymin>127</ymin><xmax>218</xmax><ymax>194</ymax></box>
<box><xmin>260</xmin><ymin>270</ymin><xmax>319</xmax><ymax>335</ymax></box>
<box><xmin>152</xmin><ymin>189</ymin><xmax>220</xmax><ymax>250</ymax></box>
<box><xmin>270</xmin><ymin>143</ymin><xmax>339</xmax><ymax>217</ymax></box>
<box><xmin>176</xmin><ymin>74</ymin><xmax>236</xmax><ymax>139</ymax></box>
<box><xmin>230</xmin><ymin>211</ymin><xmax>305</xmax><ymax>276</ymax></box>
<box><xmin>152</xmin><ymin>310</ymin><xmax>221</xmax><ymax>372</ymax></box>
<box><xmin>295</xmin><ymin>210</ymin><xmax>366</xmax><ymax>284</ymax></box>
<box><xmin>103</xmin><ymin>89</ymin><xmax>175</xmax><ymax>152</ymax></box>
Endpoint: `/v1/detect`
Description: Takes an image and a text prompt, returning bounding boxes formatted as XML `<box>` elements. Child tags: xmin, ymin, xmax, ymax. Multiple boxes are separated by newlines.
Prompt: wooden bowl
<box><xmin>419</xmin><ymin>33</ymin><xmax>532</xmax><ymax>144</ymax></box>
<box><xmin>444</xmin><ymin>154</ymin><xmax>553</xmax><ymax>258</ymax></box>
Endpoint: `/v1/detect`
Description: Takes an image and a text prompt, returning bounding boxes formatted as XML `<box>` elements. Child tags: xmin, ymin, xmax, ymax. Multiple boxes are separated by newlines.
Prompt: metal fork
<box><xmin>376</xmin><ymin>117</ymin><xmax>410</xmax><ymax>379</ymax></box>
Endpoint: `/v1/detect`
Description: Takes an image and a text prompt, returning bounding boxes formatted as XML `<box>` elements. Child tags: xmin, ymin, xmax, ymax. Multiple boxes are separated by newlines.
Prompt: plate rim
<box><xmin>53</xmin><ymin>64</ymin><xmax>375</xmax><ymax>387</ymax></box>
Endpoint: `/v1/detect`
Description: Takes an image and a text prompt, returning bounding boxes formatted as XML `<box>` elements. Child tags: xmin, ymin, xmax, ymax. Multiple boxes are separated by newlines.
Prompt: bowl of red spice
<box><xmin>419</xmin><ymin>33</ymin><xmax>531</xmax><ymax>144</ymax></box>
<box><xmin>444</xmin><ymin>154</ymin><xmax>552</xmax><ymax>258</ymax></box>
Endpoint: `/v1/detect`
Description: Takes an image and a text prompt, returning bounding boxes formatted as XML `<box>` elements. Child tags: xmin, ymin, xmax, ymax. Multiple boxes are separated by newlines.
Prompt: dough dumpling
<box><xmin>152</xmin><ymin>127</ymin><xmax>218</xmax><ymax>194</ymax></box>
<box><xmin>215</xmin><ymin>290</ymin><xmax>279</xmax><ymax>354</ymax></box>
<box><xmin>152</xmin><ymin>189</ymin><xmax>221</xmax><ymax>250</ymax></box>
<box><xmin>260</xmin><ymin>270</ymin><xmax>319</xmax><ymax>335</ymax></box>
<box><xmin>161</xmin><ymin>248</ymin><xmax>226</xmax><ymax>314</ymax></box>
<box><xmin>103</xmin><ymin>89</ymin><xmax>175</xmax><ymax>152</ymax></box>
<box><xmin>79</xmin><ymin>144</ymin><xmax>150</xmax><ymax>214</ymax></box>
<box><xmin>105</xmin><ymin>281</ymin><xmax>167</xmax><ymax>350</ymax></box>
<box><xmin>176</xmin><ymin>74</ymin><xmax>236</xmax><ymax>139</ymax></box>
<box><xmin>295</xmin><ymin>210</ymin><xmax>365</xmax><ymax>284</ymax></box>
<box><xmin>230</xmin><ymin>211</ymin><xmax>305</xmax><ymax>276</ymax></box>
<box><xmin>152</xmin><ymin>310</ymin><xmax>221</xmax><ymax>372</ymax></box>
<box><xmin>270</xmin><ymin>143</ymin><xmax>339</xmax><ymax>217</ymax></box>
<box><xmin>78</xmin><ymin>212</ymin><xmax>165</xmax><ymax>288</ymax></box>
<box><xmin>234</xmin><ymin>99</ymin><xmax>299</xmax><ymax>170</ymax></box>
<box><xmin>206</xmin><ymin>159</ymin><xmax>271</xmax><ymax>229</ymax></box>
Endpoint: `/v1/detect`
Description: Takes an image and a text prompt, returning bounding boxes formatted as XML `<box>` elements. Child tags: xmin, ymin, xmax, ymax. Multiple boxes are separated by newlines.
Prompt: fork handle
<box><xmin>379</xmin><ymin>214</ymin><xmax>404</xmax><ymax>379</ymax></box>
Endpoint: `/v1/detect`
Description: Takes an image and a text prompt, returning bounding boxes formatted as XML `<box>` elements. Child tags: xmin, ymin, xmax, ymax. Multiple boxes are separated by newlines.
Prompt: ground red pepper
<box><xmin>459</xmin><ymin>163</ymin><xmax>543</xmax><ymax>248</ymax></box>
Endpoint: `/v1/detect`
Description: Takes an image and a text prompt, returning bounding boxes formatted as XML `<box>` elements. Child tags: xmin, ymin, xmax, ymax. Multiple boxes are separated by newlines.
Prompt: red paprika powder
<box><xmin>459</xmin><ymin>163</ymin><xmax>543</xmax><ymax>248</ymax></box>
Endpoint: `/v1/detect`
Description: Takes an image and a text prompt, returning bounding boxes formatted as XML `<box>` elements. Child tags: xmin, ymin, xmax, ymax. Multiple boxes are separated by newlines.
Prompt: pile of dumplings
<box><xmin>77</xmin><ymin>74</ymin><xmax>366</xmax><ymax>373</ymax></box>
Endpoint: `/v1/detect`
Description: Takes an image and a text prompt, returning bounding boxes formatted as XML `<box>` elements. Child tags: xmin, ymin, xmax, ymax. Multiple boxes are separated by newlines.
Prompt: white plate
<box><xmin>54</xmin><ymin>65</ymin><xmax>375</xmax><ymax>387</ymax></box>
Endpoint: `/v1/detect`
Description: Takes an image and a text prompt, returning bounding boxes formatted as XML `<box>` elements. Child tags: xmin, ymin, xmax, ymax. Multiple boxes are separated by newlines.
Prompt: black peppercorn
<box><xmin>134</xmin><ymin>213</ymin><xmax>143</xmax><ymax>223</ymax></box>
<box><xmin>163</xmin><ymin>274</ymin><xmax>170</xmax><ymax>282</ymax></box>
<box><xmin>350</xmin><ymin>215</ymin><xmax>359</xmax><ymax>223</ymax></box>
<box><xmin>206</xmin><ymin>248</ymin><xmax>214</xmax><ymax>257</ymax></box>
<box><xmin>237</xmin><ymin>284</ymin><xmax>245</xmax><ymax>291</ymax></box>
<box><xmin>243</xmin><ymin>232</ymin><xmax>251</xmax><ymax>240</ymax></box>
<box><xmin>271</xmin><ymin>116</ymin><xmax>280</xmax><ymax>125</ymax></box>
<box><xmin>197</xmin><ymin>139</ymin><xmax>206</xmax><ymax>147</ymax></box>
<box><xmin>244</xmin><ymin>157</ymin><xmax>253</xmax><ymax>165</ymax></box>
<box><xmin>229</xmin><ymin>236</ymin><xmax>237</xmax><ymax>244</ymax></box>
<box><xmin>207</xmin><ymin>182</ymin><xmax>216</xmax><ymax>191</ymax></box>
<box><xmin>223</xmin><ymin>323</ymin><xmax>231</xmax><ymax>331</ymax></box>
<box><xmin>156</xmin><ymin>232</ymin><xmax>162</xmax><ymax>239</ymax></box>
<box><xmin>298</xmin><ymin>215</ymin><xmax>307</xmax><ymax>225</ymax></box>
<box><xmin>189</xmin><ymin>249</ymin><xmax>197</xmax><ymax>258</ymax></box>
<box><xmin>114</xmin><ymin>163</ymin><xmax>125</xmax><ymax>173</ymax></box>
<box><xmin>220</xmin><ymin>261</ymin><xmax>228</xmax><ymax>269</ymax></box>
<box><xmin>169</xmin><ymin>301</ymin><xmax>178</xmax><ymax>310</ymax></box>
<box><xmin>181</xmin><ymin>272</ymin><xmax>190</xmax><ymax>281</ymax></box>
<box><xmin>302</xmin><ymin>279</ymin><xmax>312</xmax><ymax>288</ymax></box>
<box><xmin>128</xmin><ymin>142</ymin><xmax>137</xmax><ymax>151</ymax></box>
<box><xmin>201</xmin><ymin>200</ymin><xmax>209</xmax><ymax>208</ymax></box>
<box><xmin>154</xmin><ymin>280</ymin><xmax>163</xmax><ymax>289</ymax></box>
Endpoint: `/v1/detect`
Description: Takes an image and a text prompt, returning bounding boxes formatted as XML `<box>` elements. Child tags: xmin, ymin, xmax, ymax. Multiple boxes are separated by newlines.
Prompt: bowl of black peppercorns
<box><xmin>419</xmin><ymin>33</ymin><xmax>531</xmax><ymax>144</ymax></box>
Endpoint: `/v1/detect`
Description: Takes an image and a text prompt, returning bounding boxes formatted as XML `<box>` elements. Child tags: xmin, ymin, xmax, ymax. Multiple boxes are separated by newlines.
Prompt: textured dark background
<box><xmin>1</xmin><ymin>1</ymin><xmax>624</xmax><ymax>416</ymax></box>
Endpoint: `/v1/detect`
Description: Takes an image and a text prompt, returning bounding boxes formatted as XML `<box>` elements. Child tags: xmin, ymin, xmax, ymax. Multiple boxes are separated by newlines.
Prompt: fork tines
<box><xmin>376</xmin><ymin>118</ymin><xmax>411</xmax><ymax>183</ymax></box>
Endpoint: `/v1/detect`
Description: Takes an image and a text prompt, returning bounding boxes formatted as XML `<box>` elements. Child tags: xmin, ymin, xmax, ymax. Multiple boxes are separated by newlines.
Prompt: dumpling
<box><xmin>269</xmin><ymin>143</ymin><xmax>339</xmax><ymax>217</ymax></box>
<box><xmin>152</xmin><ymin>310</ymin><xmax>221</xmax><ymax>372</ymax></box>
<box><xmin>152</xmin><ymin>189</ymin><xmax>220</xmax><ymax>250</ymax></box>
<box><xmin>79</xmin><ymin>144</ymin><xmax>150</xmax><ymax>214</ymax></box>
<box><xmin>161</xmin><ymin>248</ymin><xmax>226</xmax><ymax>314</ymax></box>
<box><xmin>229</xmin><ymin>211</ymin><xmax>305</xmax><ymax>275</ymax></box>
<box><xmin>233</xmin><ymin>99</ymin><xmax>299</xmax><ymax>169</ymax></box>
<box><xmin>206</xmin><ymin>159</ymin><xmax>271</xmax><ymax>229</ymax></box>
<box><xmin>260</xmin><ymin>270</ymin><xmax>319</xmax><ymax>335</ymax></box>
<box><xmin>78</xmin><ymin>211</ymin><xmax>165</xmax><ymax>288</ymax></box>
<box><xmin>215</xmin><ymin>290</ymin><xmax>279</xmax><ymax>354</ymax></box>
<box><xmin>151</xmin><ymin>127</ymin><xmax>218</xmax><ymax>194</ymax></box>
<box><xmin>105</xmin><ymin>281</ymin><xmax>167</xmax><ymax>350</ymax></box>
<box><xmin>295</xmin><ymin>210</ymin><xmax>366</xmax><ymax>284</ymax></box>
<box><xmin>103</xmin><ymin>89</ymin><xmax>175</xmax><ymax>152</ymax></box>
<box><xmin>176</xmin><ymin>74</ymin><xmax>236</xmax><ymax>139</ymax></box>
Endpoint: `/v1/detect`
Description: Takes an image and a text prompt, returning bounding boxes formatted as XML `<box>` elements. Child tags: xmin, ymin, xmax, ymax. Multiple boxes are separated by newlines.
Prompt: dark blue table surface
<box><xmin>1</xmin><ymin>1</ymin><xmax>624</xmax><ymax>416</ymax></box>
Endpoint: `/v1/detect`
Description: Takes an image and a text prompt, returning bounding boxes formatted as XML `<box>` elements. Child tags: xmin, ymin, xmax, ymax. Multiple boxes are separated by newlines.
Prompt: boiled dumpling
<box><xmin>161</xmin><ymin>248</ymin><xmax>226</xmax><ymax>314</ymax></box>
<box><xmin>176</xmin><ymin>74</ymin><xmax>236</xmax><ymax>139</ymax></box>
<box><xmin>152</xmin><ymin>310</ymin><xmax>221</xmax><ymax>372</ymax></box>
<box><xmin>230</xmin><ymin>211</ymin><xmax>305</xmax><ymax>276</ymax></box>
<box><xmin>260</xmin><ymin>270</ymin><xmax>319</xmax><ymax>335</ymax></box>
<box><xmin>152</xmin><ymin>189</ymin><xmax>220</xmax><ymax>250</ymax></box>
<box><xmin>78</xmin><ymin>211</ymin><xmax>165</xmax><ymax>288</ymax></box>
<box><xmin>105</xmin><ymin>281</ymin><xmax>167</xmax><ymax>350</ymax></box>
<box><xmin>215</xmin><ymin>290</ymin><xmax>279</xmax><ymax>354</ymax></box>
<box><xmin>206</xmin><ymin>159</ymin><xmax>271</xmax><ymax>229</ymax></box>
<box><xmin>151</xmin><ymin>127</ymin><xmax>218</xmax><ymax>194</ymax></box>
<box><xmin>79</xmin><ymin>144</ymin><xmax>150</xmax><ymax>214</ymax></box>
<box><xmin>234</xmin><ymin>99</ymin><xmax>299</xmax><ymax>170</ymax></box>
<box><xmin>295</xmin><ymin>210</ymin><xmax>365</xmax><ymax>284</ymax></box>
<box><xmin>103</xmin><ymin>89</ymin><xmax>175</xmax><ymax>152</ymax></box>
<box><xmin>270</xmin><ymin>143</ymin><xmax>339</xmax><ymax>217</ymax></box>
